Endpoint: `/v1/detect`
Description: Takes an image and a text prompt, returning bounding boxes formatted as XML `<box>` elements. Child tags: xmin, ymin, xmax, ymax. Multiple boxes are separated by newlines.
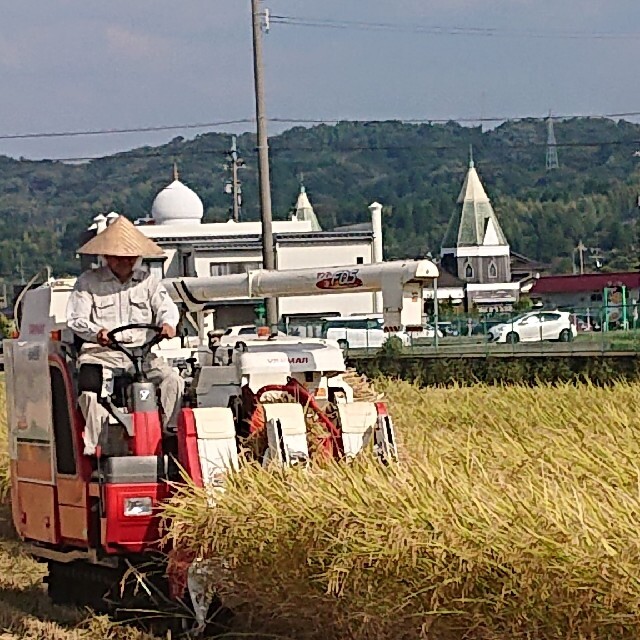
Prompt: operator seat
<box><xmin>77</xmin><ymin>362</ymin><xmax>131</xmax><ymax>458</ymax></box>
<box><xmin>73</xmin><ymin>334</ymin><xmax>133</xmax><ymax>409</ymax></box>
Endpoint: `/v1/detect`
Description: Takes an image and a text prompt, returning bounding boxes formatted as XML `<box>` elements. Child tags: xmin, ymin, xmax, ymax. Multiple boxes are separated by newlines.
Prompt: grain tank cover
<box><xmin>17</xmin><ymin>278</ymin><xmax>76</xmax><ymax>339</ymax></box>
<box><xmin>239</xmin><ymin>338</ymin><xmax>346</xmax><ymax>374</ymax></box>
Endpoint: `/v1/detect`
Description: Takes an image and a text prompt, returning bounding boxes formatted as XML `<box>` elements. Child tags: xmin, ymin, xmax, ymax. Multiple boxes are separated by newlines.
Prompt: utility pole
<box><xmin>576</xmin><ymin>240</ymin><xmax>586</xmax><ymax>274</ymax></box>
<box><xmin>251</xmin><ymin>0</ymin><xmax>277</xmax><ymax>333</ymax></box>
<box><xmin>224</xmin><ymin>135</ymin><xmax>244</xmax><ymax>222</ymax></box>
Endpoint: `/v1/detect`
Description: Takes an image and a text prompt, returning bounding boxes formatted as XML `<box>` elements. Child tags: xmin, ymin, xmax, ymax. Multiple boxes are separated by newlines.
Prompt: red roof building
<box><xmin>531</xmin><ymin>272</ymin><xmax>640</xmax><ymax>296</ymax></box>
<box><xmin>530</xmin><ymin>272</ymin><xmax>640</xmax><ymax>319</ymax></box>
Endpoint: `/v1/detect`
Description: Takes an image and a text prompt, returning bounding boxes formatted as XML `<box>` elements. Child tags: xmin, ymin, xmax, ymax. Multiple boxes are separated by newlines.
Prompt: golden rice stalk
<box><xmin>162</xmin><ymin>379</ymin><xmax>640</xmax><ymax>639</ymax></box>
<box><xmin>342</xmin><ymin>368</ymin><xmax>385</xmax><ymax>402</ymax></box>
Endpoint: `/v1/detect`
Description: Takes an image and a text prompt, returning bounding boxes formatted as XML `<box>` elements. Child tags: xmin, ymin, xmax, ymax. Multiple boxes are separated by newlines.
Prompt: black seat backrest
<box><xmin>112</xmin><ymin>373</ymin><xmax>134</xmax><ymax>408</ymax></box>
<box><xmin>77</xmin><ymin>363</ymin><xmax>103</xmax><ymax>395</ymax></box>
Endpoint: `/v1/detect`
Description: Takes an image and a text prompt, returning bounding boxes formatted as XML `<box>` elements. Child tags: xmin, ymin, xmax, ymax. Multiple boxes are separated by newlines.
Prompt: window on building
<box><xmin>210</xmin><ymin>261</ymin><xmax>262</xmax><ymax>277</ymax></box>
<box><xmin>488</xmin><ymin>261</ymin><xmax>497</xmax><ymax>279</ymax></box>
<box><xmin>465</xmin><ymin>263</ymin><xmax>474</xmax><ymax>279</ymax></box>
<box><xmin>356</xmin><ymin>256</ymin><xmax>364</xmax><ymax>264</ymax></box>
<box><xmin>591</xmin><ymin>293</ymin><xmax>603</xmax><ymax>302</ymax></box>
<box><xmin>181</xmin><ymin>254</ymin><xmax>193</xmax><ymax>277</ymax></box>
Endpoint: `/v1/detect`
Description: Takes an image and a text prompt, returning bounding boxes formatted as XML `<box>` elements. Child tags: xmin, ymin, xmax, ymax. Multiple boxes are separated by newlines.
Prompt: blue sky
<box><xmin>1</xmin><ymin>0</ymin><xmax>638</xmax><ymax>160</ymax></box>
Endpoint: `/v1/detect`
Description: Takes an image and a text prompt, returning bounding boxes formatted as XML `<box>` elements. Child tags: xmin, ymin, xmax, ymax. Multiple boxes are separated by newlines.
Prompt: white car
<box><xmin>321</xmin><ymin>315</ymin><xmax>441</xmax><ymax>350</ymax></box>
<box><xmin>487</xmin><ymin>311</ymin><xmax>577</xmax><ymax>344</ymax></box>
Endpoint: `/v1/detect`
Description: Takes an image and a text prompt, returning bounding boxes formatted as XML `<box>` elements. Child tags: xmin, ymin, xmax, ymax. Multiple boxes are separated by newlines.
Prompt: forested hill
<box><xmin>2</xmin><ymin>116</ymin><xmax>640</xmax><ymax>279</ymax></box>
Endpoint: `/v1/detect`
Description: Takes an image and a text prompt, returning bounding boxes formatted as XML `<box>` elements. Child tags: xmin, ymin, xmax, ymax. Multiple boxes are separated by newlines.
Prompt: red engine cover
<box><xmin>130</xmin><ymin>411</ymin><xmax>162</xmax><ymax>456</ymax></box>
<box><xmin>103</xmin><ymin>482</ymin><xmax>169</xmax><ymax>554</ymax></box>
<box><xmin>176</xmin><ymin>409</ymin><xmax>203</xmax><ymax>487</ymax></box>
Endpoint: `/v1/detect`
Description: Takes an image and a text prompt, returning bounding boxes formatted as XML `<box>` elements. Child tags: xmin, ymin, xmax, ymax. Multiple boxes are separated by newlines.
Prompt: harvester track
<box><xmin>43</xmin><ymin>556</ymin><xmax>228</xmax><ymax>636</ymax></box>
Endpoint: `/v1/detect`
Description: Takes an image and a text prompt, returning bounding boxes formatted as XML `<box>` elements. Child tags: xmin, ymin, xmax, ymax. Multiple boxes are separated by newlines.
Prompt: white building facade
<box><xmin>82</xmin><ymin>175</ymin><xmax>384</xmax><ymax>331</ymax></box>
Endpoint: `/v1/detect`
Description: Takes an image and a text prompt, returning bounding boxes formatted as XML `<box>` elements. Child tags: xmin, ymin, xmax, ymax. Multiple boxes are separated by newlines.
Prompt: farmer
<box><xmin>66</xmin><ymin>214</ymin><xmax>184</xmax><ymax>455</ymax></box>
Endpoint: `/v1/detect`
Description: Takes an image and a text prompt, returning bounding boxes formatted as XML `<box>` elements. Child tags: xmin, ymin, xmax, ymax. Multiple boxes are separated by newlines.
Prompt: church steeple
<box><xmin>292</xmin><ymin>175</ymin><xmax>322</xmax><ymax>231</ymax></box>
<box><xmin>442</xmin><ymin>152</ymin><xmax>508</xmax><ymax>250</ymax></box>
<box><xmin>439</xmin><ymin>151</ymin><xmax>518</xmax><ymax>310</ymax></box>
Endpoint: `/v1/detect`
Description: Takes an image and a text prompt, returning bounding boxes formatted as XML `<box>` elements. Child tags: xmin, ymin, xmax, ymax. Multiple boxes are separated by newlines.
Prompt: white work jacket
<box><xmin>66</xmin><ymin>266</ymin><xmax>180</xmax><ymax>347</ymax></box>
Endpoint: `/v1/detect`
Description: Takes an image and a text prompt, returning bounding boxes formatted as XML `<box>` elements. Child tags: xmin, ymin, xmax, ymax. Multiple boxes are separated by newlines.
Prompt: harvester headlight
<box><xmin>123</xmin><ymin>497</ymin><xmax>153</xmax><ymax>517</ymax></box>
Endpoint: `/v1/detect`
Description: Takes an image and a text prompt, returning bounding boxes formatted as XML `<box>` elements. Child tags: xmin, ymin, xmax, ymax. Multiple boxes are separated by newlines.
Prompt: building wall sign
<box><xmin>468</xmin><ymin>288</ymin><xmax>518</xmax><ymax>303</ymax></box>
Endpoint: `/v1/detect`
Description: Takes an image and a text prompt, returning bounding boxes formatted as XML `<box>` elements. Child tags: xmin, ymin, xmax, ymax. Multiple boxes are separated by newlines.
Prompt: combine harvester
<box><xmin>3</xmin><ymin>259</ymin><xmax>437</xmax><ymax>632</ymax></box>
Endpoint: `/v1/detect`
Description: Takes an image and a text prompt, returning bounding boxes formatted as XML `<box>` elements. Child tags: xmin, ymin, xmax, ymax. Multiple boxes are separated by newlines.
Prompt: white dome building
<box><xmin>151</xmin><ymin>165</ymin><xmax>204</xmax><ymax>225</ymax></box>
<box><xmin>124</xmin><ymin>164</ymin><xmax>382</xmax><ymax>329</ymax></box>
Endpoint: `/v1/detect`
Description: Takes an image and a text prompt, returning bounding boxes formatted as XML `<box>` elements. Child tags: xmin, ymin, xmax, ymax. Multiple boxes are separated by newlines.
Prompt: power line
<box><xmin>269</xmin><ymin>139</ymin><xmax>640</xmax><ymax>153</ymax></box>
<box><xmin>0</xmin><ymin>118</ymin><xmax>254</xmax><ymax>141</ymax></box>
<box><xmin>270</xmin><ymin>14</ymin><xmax>640</xmax><ymax>41</ymax></box>
<box><xmin>20</xmin><ymin>137</ymin><xmax>640</xmax><ymax>164</ymax></box>
<box><xmin>3</xmin><ymin>110</ymin><xmax>640</xmax><ymax>144</ymax></box>
<box><xmin>271</xmin><ymin>15</ymin><xmax>501</xmax><ymax>37</ymax></box>
<box><xmin>271</xmin><ymin>110</ymin><xmax>640</xmax><ymax>125</ymax></box>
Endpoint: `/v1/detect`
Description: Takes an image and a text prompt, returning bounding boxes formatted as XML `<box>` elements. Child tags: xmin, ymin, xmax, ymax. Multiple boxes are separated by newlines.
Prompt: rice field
<box><xmin>3</xmin><ymin>378</ymin><xmax>640</xmax><ymax>638</ymax></box>
<box><xmin>163</xmin><ymin>379</ymin><xmax>640</xmax><ymax>640</ymax></box>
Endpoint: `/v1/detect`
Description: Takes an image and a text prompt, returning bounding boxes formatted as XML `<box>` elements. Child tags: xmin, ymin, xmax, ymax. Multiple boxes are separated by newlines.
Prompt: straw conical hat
<box><xmin>77</xmin><ymin>215</ymin><xmax>165</xmax><ymax>257</ymax></box>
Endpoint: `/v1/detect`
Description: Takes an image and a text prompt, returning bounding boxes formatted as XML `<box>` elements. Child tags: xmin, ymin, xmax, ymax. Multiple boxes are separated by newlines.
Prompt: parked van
<box><xmin>320</xmin><ymin>314</ymin><xmax>440</xmax><ymax>350</ymax></box>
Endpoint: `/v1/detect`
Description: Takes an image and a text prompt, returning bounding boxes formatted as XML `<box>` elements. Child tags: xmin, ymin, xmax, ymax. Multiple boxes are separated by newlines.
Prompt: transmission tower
<box><xmin>546</xmin><ymin>111</ymin><xmax>559</xmax><ymax>171</ymax></box>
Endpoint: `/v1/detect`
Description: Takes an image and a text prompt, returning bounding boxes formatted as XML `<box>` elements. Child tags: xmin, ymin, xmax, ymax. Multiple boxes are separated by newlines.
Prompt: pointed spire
<box><xmin>172</xmin><ymin>161</ymin><xmax>179</xmax><ymax>182</ymax></box>
<box><xmin>293</xmin><ymin>178</ymin><xmax>322</xmax><ymax>231</ymax></box>
<box><xmin>442</xmin><ymin>151</ymin><xmax>508</xmax><ymax>249</ymax></box>
<box><xmin>298</xmin><ymin>171</ymin><xmax>306</xmax><ymax>193</ymax></box>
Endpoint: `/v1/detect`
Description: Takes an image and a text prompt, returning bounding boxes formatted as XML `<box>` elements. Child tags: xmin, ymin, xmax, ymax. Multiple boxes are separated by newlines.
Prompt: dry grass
<box><xmin>0</xmin><ymin>509</ymin><xmax>157</xmax><ymax>640</ymax></box>
<box><xmin>162</xmin><ymin>379</ymin><xmax>640</xmax><ymax>640</ymax></box>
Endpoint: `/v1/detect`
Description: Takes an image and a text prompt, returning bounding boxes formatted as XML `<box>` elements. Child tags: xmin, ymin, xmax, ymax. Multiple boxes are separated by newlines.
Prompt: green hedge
<box><xmin>347</xmin><ymin>352</ymin><xmax>640</xmax><ymax>386</ymax></box>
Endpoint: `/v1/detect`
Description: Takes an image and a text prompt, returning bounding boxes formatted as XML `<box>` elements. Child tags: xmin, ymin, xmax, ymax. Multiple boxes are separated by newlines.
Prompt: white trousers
<box><xmin>76</xmin><ymin>347</ymin><xmax>185</xmax><ymax>456</ymax></box>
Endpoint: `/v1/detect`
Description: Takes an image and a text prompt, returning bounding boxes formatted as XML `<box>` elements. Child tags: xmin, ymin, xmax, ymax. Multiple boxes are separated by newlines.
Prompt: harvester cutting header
<box><xmin>4</xmin><ymin>215</ymin><xmax>438</xmax><ymax>631</ymax></box>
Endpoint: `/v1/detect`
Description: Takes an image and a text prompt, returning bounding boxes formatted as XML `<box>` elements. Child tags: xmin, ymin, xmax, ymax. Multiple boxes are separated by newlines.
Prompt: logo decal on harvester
<box><xmin>139</xmin><ymin>389</ymin><xmax>151</xmax><ymax>401</ymax></box>
<box><xmin>316</xmin><ymin>269</ymin><xmax>364</xmax><ymax>290</ymax></box>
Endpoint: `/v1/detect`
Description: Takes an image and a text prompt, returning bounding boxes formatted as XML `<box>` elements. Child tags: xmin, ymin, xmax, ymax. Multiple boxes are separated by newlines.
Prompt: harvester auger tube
<box><xmin>162</xmin><ymin>259</ymin><xmax>438</xmax><ymax>333</ymax></box>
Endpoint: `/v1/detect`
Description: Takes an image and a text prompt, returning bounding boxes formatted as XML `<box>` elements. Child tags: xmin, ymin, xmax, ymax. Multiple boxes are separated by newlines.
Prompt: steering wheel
<box><xmin>106</xmin><ymin>323</ymin><xmax>164</xmax><ymax>380</ymax></box>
